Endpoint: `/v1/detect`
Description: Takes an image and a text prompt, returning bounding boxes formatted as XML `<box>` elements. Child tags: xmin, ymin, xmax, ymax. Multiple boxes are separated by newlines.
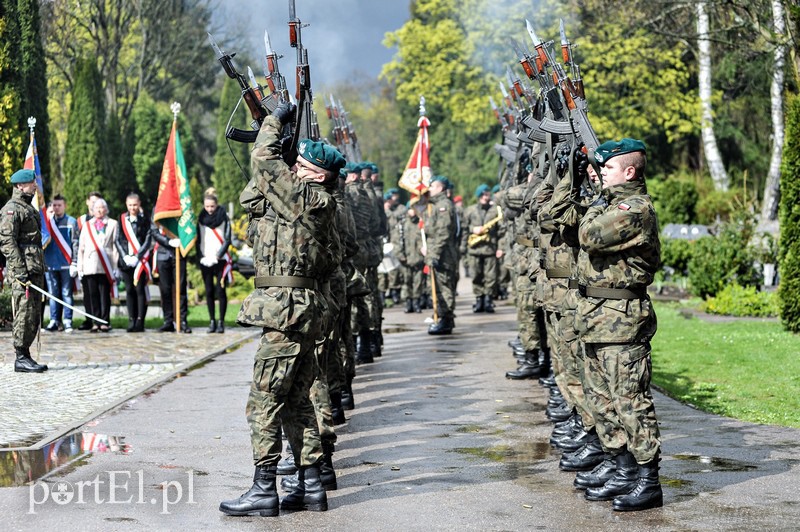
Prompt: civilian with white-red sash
<box><xmin>76</xmin><ymin>191</ymin><xmax>104</xmax><ymax>330</ymax></box>
<box><xmin>77</xmin><ymin>198</ymin><xmax>119</xmax><ymax>332</ymax></box>
<box><xmin>196</xmin><ymin>187</ymin><xmax>232</xmax><ymax>334</ymax></box>
<box><xmin>115</xmin><ymin>193</ymin><xmax>152</xmax><ymax>333</ymax></box>
<box><xmin>150</xmin><ymin>221</ymin><xmax>191</xmax><ymax>333</ymax></box>
<box><xmin>43</xmin><ymin>194</ymin><xmax>79</xmax><ymax>333</ymax></box>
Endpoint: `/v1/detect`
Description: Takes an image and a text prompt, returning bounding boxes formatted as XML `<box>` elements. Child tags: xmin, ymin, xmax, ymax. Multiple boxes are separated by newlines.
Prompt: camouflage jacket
<box><xmin>237</xmin><ymin>116</ymin><xmax>341</xmax><ymax>338</ymax></box>
<box><xmin>538</xmin><ymin>175</ymin><xmax>578</xmax><ymax>312</ymax></box>
<box><xmin>575</xmin><ymin>179</ymin><xmax>660</xmax><ymax>343</ymax></box>
<box><xmin>424</xmin><ymin>193</ymin><xmax>457</xmax><ymax>270</ymax></box>
<box><xmin>461</xmin><ymin>202</ymin><xmax>501</xmax><ymax>257</ymax></box>
<box><xmin>345</xmin><ymin>180</ymin><xmax>383</xmax><ymax>269</ymax></box>
<box><xmin>0</xmin><ymin>188</ymin><xmax>44</xmax><ymax>283</ymax></box>
<box><xmin>396</xmin><ymin>215</ymin><xmax>424</xmax><ymax>268</ymax></box>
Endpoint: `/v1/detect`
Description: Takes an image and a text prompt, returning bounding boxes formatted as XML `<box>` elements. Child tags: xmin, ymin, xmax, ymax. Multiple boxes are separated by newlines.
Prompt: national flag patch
<box><xmin>618</xmin><ymin>203</ymin><xmax>631</xmax><ymax>211</ymax></box>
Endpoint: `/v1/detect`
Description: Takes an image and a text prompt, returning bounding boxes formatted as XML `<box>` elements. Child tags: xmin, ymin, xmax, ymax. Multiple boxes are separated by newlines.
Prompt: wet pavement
<box><xmin>1</xmin><ymin>280</ymin><xmax>799</xmax><ymax>530</ymax></box>
<box><xmin>0</xmin><ymin>326</ymin><xmax>258</xmax><ymax>449</ymax></box>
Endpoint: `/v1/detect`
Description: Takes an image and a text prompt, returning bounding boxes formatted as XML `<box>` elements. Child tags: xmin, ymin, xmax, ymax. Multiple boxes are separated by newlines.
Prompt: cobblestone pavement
<box><xmin>0</xmin><ymin>327</ymin><xmax>258</xmax><ymax>449</ymax></box>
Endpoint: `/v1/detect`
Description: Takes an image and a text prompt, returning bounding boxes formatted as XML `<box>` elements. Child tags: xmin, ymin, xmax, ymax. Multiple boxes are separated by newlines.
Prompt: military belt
<box><xmin>515</xmin><ymin>236</ymin><xmax>538</xmax><ymax>248</ymax></box>
<box><xmin>578</xmin><ymin>284</ymin><xmax>645</xmax><ymax>300</ymax></box>
<box><xmin>546</xmin><ymin>267</ymin><xmax>571</xmax><ymax>279</ymax></box>
<box><xmin>254</xmin><ymin>275</ymin><xmax>318</xmax><ymax>290</ymax></box>
<box><xmin>568</xmin><ymin>278</ymin><xmax>579</xmax><ymax>290</ymax></box>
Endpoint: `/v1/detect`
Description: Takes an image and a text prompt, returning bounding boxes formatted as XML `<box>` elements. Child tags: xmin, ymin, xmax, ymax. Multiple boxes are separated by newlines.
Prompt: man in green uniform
<box><xmin>461</xmin><ymin>183</ymin><xmax>502</xmax><ymax>313</ymax></box>
<box><xmin>423</xmin><ymin>176</ymin><xmax>458</xmax><ymax>335</ymax></box>
<box><xmin>0</xmin><ymin>169</ymin><xmax>48</xmax><ymax>373</ymax></box>
<box><xmin>575</xmin><ymin>139</ymin><xmax>662</xmax><ymax>512</ymax></box>
<box><xmin>219</xmin><ymin>104</ymin><xmax>344</xmax><ymax>517</ymax></box>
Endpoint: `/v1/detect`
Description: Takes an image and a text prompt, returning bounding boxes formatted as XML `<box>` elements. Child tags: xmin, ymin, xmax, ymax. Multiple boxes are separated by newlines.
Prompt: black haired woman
<box><xmin>197</xmin><ymin>188</ymin><xmax>233</xmax><ymax>333</ymax></box>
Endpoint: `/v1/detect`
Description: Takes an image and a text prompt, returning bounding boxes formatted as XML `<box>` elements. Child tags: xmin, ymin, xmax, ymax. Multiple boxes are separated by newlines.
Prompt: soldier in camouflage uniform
<box><xmin>383</xmin><ymin>188</ymin><xmax>406</xmax><ymax>304</ymax></box>
<box><xmin>219</xmin><ymin>105</ymin><xmax>344</xmax><ymax>517</ymax></box>
<box><xmin>574</xmin><ymin>139</ymin><xmax>662</xmax><ymax>512</ymax></box>
<box><xmin>461</xmin><ymin>184</ymin><xmax>501</xmax><ymax>313</ymax></box>
<box><xmin>423</xmin><ymin>176</ymin><xmax>458</xmax><ymax>335</ymax></box>
<box><xmin>396</xmin><ymin>206</ymin><xmax>424</xmax><ymax>313</ymax></box>
<box><xmin>0</xmin><ymin>169</ymin><xmax>48</xmax><ymax>373</ymax></box>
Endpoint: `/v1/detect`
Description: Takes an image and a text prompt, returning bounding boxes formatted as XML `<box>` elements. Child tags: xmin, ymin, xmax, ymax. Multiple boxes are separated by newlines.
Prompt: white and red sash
<box><xmin>86</xmin><ymin>220</ymin><xmax>118</xmax><ymax>298</ymax></box>
<box><xmin>210</xmin><ymin>227</ymin><xmax>233</xmax><ymax>283</ymax></box>
<box><xmin>120</xmin><ymin>214</ymin><xmax>152</xmax><ymax>285</ymax></box>
<box><xmin>45</xmin><ymin>214</ymin><xmax>72</xmax><ymax>264</ymax></box>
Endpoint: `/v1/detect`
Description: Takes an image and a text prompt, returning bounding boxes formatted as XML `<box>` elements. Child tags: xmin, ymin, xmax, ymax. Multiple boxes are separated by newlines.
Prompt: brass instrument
<box><xmin>467</xmin><ymin>205</ymin><xmax>504</xmax><ymax>247</ymax></box>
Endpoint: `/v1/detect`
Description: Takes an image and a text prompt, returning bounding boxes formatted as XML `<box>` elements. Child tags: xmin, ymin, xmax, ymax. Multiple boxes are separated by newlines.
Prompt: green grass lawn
<box><xmin>652</xmin><ymin>301</ymin><xmax>800</xmax><ymax>427</ymax></box>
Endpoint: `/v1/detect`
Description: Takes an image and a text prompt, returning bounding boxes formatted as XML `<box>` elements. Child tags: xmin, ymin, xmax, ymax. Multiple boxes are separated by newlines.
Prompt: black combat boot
<box><xmin>427</xmin><ymin>317</ymin><xmax>453</xmax><ymax>335</ymax></box>
<box><xmin>559</xmin><ymin>437</ymin><xmax>605</xmax><ymax>471</ymax></box>
<box><xmin>553</xmin><ymin>427</ymin><xmax>598</xmax><ymax>453</ymax></box>
<box><xmin>574</xmin><ymin>454</ymin><xmax>617</xmax><ymax>490</ymax></box>
<box><xmin>550</xmin><ymin>413</ymin><xmax>583</xmax><ymax>442</ymax></box>
<box><xmin>412</xmin><ymin>298</ymin><xmax>422</xmax><ymax>313</ymax></box>
<box><xmin>505</xmin><ymin>351</ymin><xmax>542</xmax><ymax>379</ymax></box>
<box><xmin>612</xmin><ymin>454</ymin><xmax>663</xmax><ymax>511</ymax></box>
<box><xmin>280</xmin><ymin>463</ymin><xmax>328</xmax><ymax>512</ymax></box>
<box><xmin>356</xmin><ymin>330</ymin><xmax>373</xmax><ymax>364</ymax></box>
<box><xmin>282</xmin><ymin>444</ymin><xmax>337</xmax><ymax>493</ymax></box>
<box><xmin>126</xmin><ymin>318</ymin><xmax>136</xmax><ymax>332</ymax></box>
<box><xmin>219</xmin><ymin>465</ymin><xmax>279</xmax><ymax>517</ymax></box>
<box><xmin>483</xmin><ymin>295</ymin><xmax>495</xmax><ymax>314</ymax></box>
<box><xmin>341</xmin><ymin>374</ymin><xmax>355</xmax><ymax>410</ymax></box>
<box><xmin>14</xmin><ymin>347</ymin><xmax>47</xmax><ymax>373</ymax></box>
<box><xmin>585</xmin><ymin>450</ymin><xmax>639</xmax><ymax>501</ymax></box>
<box><xmin>508</xmin><ymin>336</ymin><xmax>523</xmax><ymax>351</ymax></box>
<box><xmin>404</xmin><ymin>299</ymin><xmax>414</xmax><ymax>313</ymax></box>
<box><xmin>369</xmin><ymin>329</ymin><xmax>382</xmax><ymax>358</ymax></box>
<box><xmin>472</xmin><ymin>296</ymin><xmax>485</xmax><ymax>313</ymax></box>
<box><xmin>207</xmin><ymin>319</ymin><xmax>217</xmax><ymax>333</ymax></box>
<box><xmin>276</xmin><ymin>443</ymin><xmax>297</xmax><ymax>475</ymax></box>
<box><xmin>546</xmin><ymin>402</ymin><xmax>573</xmax><ymax>422</ymax></box>
<box><xmin>330</xmin><ymin>391</ymin><xmax>346</xmax><ymax>425</ymax></box>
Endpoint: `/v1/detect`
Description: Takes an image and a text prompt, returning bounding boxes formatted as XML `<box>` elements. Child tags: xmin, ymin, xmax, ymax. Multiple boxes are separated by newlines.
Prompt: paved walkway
<box><xmin>1</xmin><ymin>280</ymin><xmax>799</xmax><ymax>529</ymax></box>
<box><xmin>0</xmin><ymin>326</ymin><xmax>258</xmax><ymax>448</ymax></box>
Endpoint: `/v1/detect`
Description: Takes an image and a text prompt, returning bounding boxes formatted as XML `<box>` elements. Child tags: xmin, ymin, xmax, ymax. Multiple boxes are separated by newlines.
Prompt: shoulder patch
<box><xmin>618</xmin><ymin>203</ymin><xmax>631</xmax><ymax>211</ymax></box>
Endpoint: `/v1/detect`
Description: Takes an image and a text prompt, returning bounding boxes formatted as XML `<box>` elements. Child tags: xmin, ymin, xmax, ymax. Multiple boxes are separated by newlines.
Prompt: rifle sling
<box><xmin>254</xmin><ymin>275</ymin><xmax>318</xmax><ymax>290</ymax></box>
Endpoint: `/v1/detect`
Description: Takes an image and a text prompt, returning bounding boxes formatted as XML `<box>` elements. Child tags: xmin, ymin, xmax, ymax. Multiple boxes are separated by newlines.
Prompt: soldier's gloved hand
<box><xmin>69</xmin><ymin>264</ymin><xmax>79</xmax><ymax>278</ymax></box>
<box><xmin>590</xmin><ymin>194</ymin><xmax>609</xmax><ymax>209</ymax></box>
<box><xmin>168</xmin><ymin>238</ymin><xmax>181</xmax><ymax>248</ymax></box>
<box><xmin>271</xmin><ymin>102</ymin><xmax>297</xmax><ymax>126</ymax></box>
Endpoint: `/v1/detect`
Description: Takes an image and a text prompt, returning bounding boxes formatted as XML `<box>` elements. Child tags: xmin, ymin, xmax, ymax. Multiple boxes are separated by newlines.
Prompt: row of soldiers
<box><xmin>487</xmin><ymin>134</ymin><xmax>663</xmax><ymax>513</ymax></box>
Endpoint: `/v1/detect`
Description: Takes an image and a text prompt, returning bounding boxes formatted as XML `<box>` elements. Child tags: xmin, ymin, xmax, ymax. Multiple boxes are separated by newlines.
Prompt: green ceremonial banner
<box><xmin>153</xmin><ymin>118</ymin><xmax>197</xmax><ymax>257</ymax></box>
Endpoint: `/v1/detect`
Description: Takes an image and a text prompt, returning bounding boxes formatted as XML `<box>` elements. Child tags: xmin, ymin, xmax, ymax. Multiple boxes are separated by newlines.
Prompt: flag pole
<box><xmin>171</xmin><ymin>102</ymin><xmax>182</xmax><ymax>333</ymax></box>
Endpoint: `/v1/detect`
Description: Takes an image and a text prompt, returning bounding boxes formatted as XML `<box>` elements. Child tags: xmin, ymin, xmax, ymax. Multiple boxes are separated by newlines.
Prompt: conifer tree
<box><xmin>63</xmin><ymin>58</ymin><xmax>106</xmax><ymax>210</ymax></box>
<box><xmin>0</xmin><ymin>0</ymin><xmax>23</xmax><ymax>202</ymax></box>
<box><xmin>778</xmin><ymin>95</ymin><xmax>800</xmax><ymax>332</ymax></box>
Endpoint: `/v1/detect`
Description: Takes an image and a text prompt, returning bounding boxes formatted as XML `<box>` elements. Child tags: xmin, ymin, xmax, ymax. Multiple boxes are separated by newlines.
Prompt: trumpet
<box><xmin>467</xmin><ymin>206</ymin><xmax>504</xmax><ymax>247</ymax></box>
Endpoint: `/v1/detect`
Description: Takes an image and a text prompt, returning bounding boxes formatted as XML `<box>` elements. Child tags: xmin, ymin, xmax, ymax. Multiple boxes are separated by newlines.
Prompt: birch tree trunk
<box><xmin>697</xmin><ymin>1</ymin><xmax>730</xmax><ymax>191</ymax></box>
<box><xmin>761</xmin><ymin>0</ymin><xmax>786</xmax><ymax>222</ymax></box>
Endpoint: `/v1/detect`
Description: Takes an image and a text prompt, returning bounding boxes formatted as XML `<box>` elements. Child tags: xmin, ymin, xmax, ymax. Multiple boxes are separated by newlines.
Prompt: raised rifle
<box><xmin>208</xmin><ymin>32</ymin><xmax>269</xmax><ymax>144</ymax></box>
<box><xmin>489</xmin><ymin>96</ymin><xmax>509</xmax><ymax>131</ymax></box>
<box><xmin>288</xmin><ymin>0</ymin><xmax>318</xmax><ymax>148</ymax></box>
<box><xmin>263</xmin><ymin>29</ymin><xmax>290</xmax><ymax>105</ymax></box>
<box><xmin>338</xmin><ymin>98</ymin><xmax>362</xmax><ymax>161</ymax></box>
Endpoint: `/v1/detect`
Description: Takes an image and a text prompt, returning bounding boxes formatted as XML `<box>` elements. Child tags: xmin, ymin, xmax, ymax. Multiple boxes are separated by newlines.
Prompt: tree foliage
<box><xmin>0</xmin><ymin>5</ymin><xmax>23</xmax><ymax>202</ymax></box>
<box><xmin>131</xmin><ymin>92</ymin><xmax>173</xmax><ymax>210</ymax></box>
<box><xmin>63</xmin><ymin>58</ymin><xmax>106</xmax><ymax>213</ymax></box>
<box><xmin>779</xmin><ymin>94</ymin><xmax>800</xmax><ymax>332</ymax></box>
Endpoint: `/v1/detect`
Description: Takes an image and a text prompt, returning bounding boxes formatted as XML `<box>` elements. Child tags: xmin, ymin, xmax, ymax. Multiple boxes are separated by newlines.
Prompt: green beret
<box><xmin>387</xmin><ymin>187</ymin><xmax>400</xmax><ymax>195</ymax></box>
<box><xmin>10</xmin><ymin>169</ymin><xmax>36</xmax><ymax>184</ymax></box>
<box><xmin>594</xmin><ymin>138</ymin><xmax>646</xmax><ymax>165</ymax></box>
<box><xmin>298</xmin><ymin>139</ymin><xmax>346</xmax><ymax>173</ymax></box>
<box><xmin>369</xmin><ymin>163</ymin><xmax>379</xmax><ymax>174</ymax></box>
<box><xmin>491</xmin><ymin>184</ymin><xmax>500</xmax><ymax>194</ymax></box>
<box><xmin>338</xmin><ymin>167</ymin><xmax>348</xmax><ymax>178</ymax></box>
<box><xmin>383</xmin><ymin>191</ymin><xmax>393</xmax><ymax>200</ymax></box>
<box><xmin>525</xmin><ymin>162</ymin><xmax>532</xmax><ymax>173</ymax></box>
<box><xmin>475</xmin><ymin>183</ymin><xmax>491</xmax><ymax>197</ymax></box>
<box><xmin>431</xmin><ymin>175</ymin><xmax>451</xmax><ymax>189</ymax></box>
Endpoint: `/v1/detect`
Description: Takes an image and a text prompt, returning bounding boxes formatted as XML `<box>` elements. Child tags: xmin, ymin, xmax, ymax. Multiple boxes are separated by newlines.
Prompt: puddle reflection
<box><xmin>0</xmin><ymin>432</ymin><xmax>130</xmax><ymax>487</ymax></box>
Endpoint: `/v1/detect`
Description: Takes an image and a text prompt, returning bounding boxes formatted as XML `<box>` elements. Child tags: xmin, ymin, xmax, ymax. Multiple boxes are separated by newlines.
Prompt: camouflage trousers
<box><xmin>431</xmin><ymin>267</ymin><xmax>456</xmax><ymax>320</ymax></box>
<box><xmin>247</xmin><ymin>328</ymin><xmax>322</xmax><ymax>468</ymax></box>
<box><xmin>11</xmin><ymin>275</ymin><xmax>44</xmax><ymax>349</ymax></box>
<box><xmin>387</xmin><ymin>267</ymin><xmax>403</xmax><ymax>291</ymax></box>
<box><xmin>352</xmin><ymin>266</ymin><xmax>380</xmax><ymax>333</ymax></box>
<box><xmin>401</xmin><ymin>264</ymin><xmax>424</xmax><ymax>300</ymax></box>
<box><xmin>339</xmin><ymin>303</ymin><xmax>356</xmax><ymax>381</ymax></box>
<box><xmin>583</xmin><ymin>342</ymin><xmax>661</xmax><ymax>463</ymax></box>
<box><xmin>468</xmin><ymin>254</ymin><xmax>498</xmax><ymax>297</ymax></box>
<box><xmin>496</xmin><ymin>254</ymin><xmax>510</xmax><ymax>295</ymax></box>
<box><xmin>311</xmin><ymin>337</ymin><xmax>336</xmax><ymax>445</ymax></box>
<box><xmin>546</xmin><ymin>310</ymin><xmax>595</xmax><ymax>431</ymax></box>
<box><xmin>515</xmin><ymin>289</ymin><xmax>543</xmax><ymax>353</ymax></box>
